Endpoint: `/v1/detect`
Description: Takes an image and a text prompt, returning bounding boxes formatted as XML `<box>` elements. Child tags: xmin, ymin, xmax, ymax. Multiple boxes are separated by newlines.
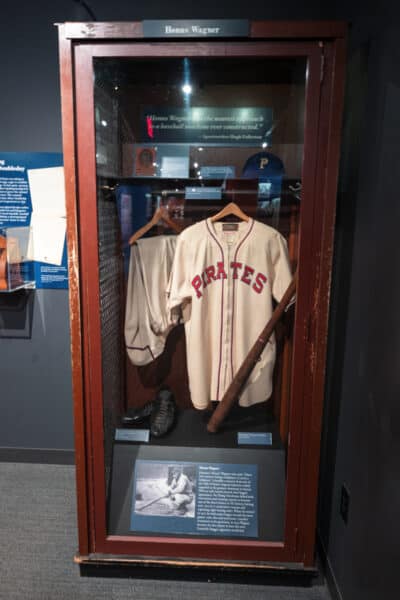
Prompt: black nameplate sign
<box><xmin>143</xmin><ymin>20</ymin><xmax>249</xmax><ymax>38</ymax></box>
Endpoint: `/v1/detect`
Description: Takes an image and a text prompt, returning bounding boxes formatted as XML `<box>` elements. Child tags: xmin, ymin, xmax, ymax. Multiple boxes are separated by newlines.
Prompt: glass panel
<box><xmin>94</xmin><ymin>54</ymin><xmax>305</xmax><ymax>546</ymax></box>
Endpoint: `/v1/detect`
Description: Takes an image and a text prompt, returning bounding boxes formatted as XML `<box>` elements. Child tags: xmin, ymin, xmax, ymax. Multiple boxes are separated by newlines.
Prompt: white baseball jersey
<box><xmin>167</xmin><ymin>218</ymin><xmax>292</xmax><ymax>409</ymax></box>
<box><xmin>125</xmin><ymin>235</ymin><xmax>177</xmax><ymax>365</ymax></box>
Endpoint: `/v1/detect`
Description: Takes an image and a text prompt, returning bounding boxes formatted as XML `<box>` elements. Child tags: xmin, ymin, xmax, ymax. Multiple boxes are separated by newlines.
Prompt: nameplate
<box><xmin>143</xmin><ymin>20</ymin><xmax>249</xmax><ymax>38</ymax></box>
<box><xmin>115</xmin><ymin>429</ymin><xmax>150</xmax><ymax>443</ymax></box>
<box><xmin>237</xmin><ymin>432</ymin><xmax>272</xmax><ymax>446</ymax></box>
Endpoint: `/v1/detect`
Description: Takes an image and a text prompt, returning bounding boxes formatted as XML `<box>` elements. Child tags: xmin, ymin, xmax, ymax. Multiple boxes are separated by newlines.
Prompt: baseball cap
<box><xmin>242</xmin><ymin>151</ymin><xmax>285</xmax><ymax>198</ymax></box>
<box><xmin>242</xmin><ymin>151</ymin><xmax>285</xmax><ymax>179</ymax></box>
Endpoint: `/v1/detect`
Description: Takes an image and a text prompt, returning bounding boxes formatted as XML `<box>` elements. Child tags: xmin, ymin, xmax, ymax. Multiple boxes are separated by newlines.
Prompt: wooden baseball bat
<box><xmin>207</xmin><ymin>272</ymin><xmax>297</xmax><ymax>433</ymax></box>
<box><xmin>136</xmin><ymin>493</ymin><xmax>170</xmax><ymax>511</ymax></box>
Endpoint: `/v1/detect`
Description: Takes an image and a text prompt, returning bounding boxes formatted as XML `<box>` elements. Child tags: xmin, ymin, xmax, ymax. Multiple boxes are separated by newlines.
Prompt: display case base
<box><xmin>75</xmin><ymin>553</ymin><xmax>318</xmax><ymax>585</ymax></box>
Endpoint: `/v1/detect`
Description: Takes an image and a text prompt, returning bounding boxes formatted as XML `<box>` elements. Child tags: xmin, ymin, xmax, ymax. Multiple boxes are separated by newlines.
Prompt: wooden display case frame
<box><xmin>57</xmin><ymin>20</ymin><xmax>346</xmax><ymax>572</ymax></box>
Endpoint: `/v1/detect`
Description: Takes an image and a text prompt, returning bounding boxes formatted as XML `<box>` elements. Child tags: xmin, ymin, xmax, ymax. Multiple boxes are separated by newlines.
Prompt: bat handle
<box><xmin>207</xmin><ymin>418</ymin><xmax>220</xmax><ymax>434</ymax></box>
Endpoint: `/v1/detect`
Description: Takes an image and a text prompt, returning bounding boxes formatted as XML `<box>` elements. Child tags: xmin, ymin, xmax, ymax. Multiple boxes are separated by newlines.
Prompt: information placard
<box><xmin>131</xmin><ymin>459</ymin><xmax>258</xmax><ymax>538</ymax></box>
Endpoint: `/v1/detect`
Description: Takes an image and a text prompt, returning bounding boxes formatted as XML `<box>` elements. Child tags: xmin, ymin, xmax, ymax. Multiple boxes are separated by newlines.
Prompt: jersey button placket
<box><xmin>222</xmin><ymin>243</ymin><xmax>233</xmax><ymax>396</ymax></box>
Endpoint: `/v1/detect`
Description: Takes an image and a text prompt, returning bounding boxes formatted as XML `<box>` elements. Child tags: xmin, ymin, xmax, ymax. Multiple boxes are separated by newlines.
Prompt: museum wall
<box><xmin>318</xmin><ymin>14</ymin><xmax>400</xmax><ymax>600</ymax></box>
<box><xmin>0</xmin><ymin>1</ymin><xmax>398</xmax><ymax>598</ymax></box>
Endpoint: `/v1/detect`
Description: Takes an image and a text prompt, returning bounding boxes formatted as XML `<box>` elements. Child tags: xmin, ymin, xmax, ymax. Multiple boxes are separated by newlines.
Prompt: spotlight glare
<box><xmin>182</xmin><ymin>84</ymin><xmax>192</xmax><ymax>95</ymax></box>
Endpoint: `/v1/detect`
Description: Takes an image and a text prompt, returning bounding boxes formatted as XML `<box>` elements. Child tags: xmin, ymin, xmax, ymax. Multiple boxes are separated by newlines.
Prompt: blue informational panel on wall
<box><xmin>0</xmin><ymin>152</ymin><xmax>68</xmax><ymax>289</ymax></box>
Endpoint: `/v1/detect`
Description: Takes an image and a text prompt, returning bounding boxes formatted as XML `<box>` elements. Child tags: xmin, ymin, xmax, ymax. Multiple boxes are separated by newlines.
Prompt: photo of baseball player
<box><xmin>134</xmin><ymin>462</ymin><xmax>196</xmax><ymax>518</ymax></box>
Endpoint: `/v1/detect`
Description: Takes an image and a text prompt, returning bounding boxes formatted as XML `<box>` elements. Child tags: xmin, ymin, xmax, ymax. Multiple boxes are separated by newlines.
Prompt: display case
<box><xmin>58</xmin><ymin>20</ymin><xmax>346</xmax><ymax>572</ymax></box>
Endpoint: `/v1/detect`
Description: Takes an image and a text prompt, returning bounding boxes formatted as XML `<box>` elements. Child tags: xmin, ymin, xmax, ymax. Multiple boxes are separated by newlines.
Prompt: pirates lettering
<box><xmin>216</xmin><ymin>261</ymin><xmax>227</xmax><ymax>280</ymax></box>
<box><xmin>205</xmin><ymin>265</ymin><xmax>217</xmax><ymax>283</ymax></box>
<box><xmin>241</xmin><ymin>264</ymin><xmax>254</xmax><ymax>285</ymax></box>
<box><xmin>191</xmin><ymin>275</ymin><xmax>203</xmax><ymax>298</ymax></box>
<box><xmin>253</xmin><ymin>272</ymin><xmax>267</xmax><ymax>294</ymax></box>
<box><xmin>191</xmin><ymin>262</ymin><xmax>267</xmax><ymax>298</ymax></box>
<box><xmin>230</xmin><ymin>261</ymin><xmax>242</xmax><ymax>279</ymax></box>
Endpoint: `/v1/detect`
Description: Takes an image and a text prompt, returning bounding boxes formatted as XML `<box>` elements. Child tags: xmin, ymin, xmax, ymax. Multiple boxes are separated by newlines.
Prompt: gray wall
<box><xmin>1</xmin><ymin>2</ymin><xmax>399</xmax><ymax>599</ymax></box>
<box><xmin>0</xmin><ymin>1</ymin><xmax>81</xmax><ymax>452</ymax></box>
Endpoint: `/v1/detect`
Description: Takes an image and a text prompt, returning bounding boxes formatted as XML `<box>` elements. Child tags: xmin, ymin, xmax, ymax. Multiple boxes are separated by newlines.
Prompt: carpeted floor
<box><xmin>0</xmin><ymin>462</ymin><xmax>332</xmax><ymax>600</ymax></box>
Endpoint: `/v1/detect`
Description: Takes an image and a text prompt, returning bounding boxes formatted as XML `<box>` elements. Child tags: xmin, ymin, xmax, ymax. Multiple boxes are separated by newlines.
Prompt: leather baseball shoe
<box><xmin>121</xmin><ymin>401</ymin><xmax>155</xmax><ymax>426</ymax></box>
<box><xmin>150</xmin><ymin>388</ymin><xmax>176</xmax><ymax>438</ymax></box>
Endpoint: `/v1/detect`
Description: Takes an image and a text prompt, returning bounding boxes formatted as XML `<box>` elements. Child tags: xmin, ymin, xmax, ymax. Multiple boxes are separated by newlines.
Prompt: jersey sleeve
<box><xmin>166</xmin><ymin>233</ymin><xmax>193</xmax><ymax>316</ymax></box>
<box><xmin>270</xmin><ymin>232</ymin><xmax>293</xmax><ymax>302</ymax></box>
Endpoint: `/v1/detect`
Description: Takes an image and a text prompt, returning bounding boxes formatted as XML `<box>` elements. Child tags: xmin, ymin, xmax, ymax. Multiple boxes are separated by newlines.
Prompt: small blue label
<box><xmin>237</xmin><ymin>432</ymin><xmax>272</xmax><ymax>446</ymax></box>
<box><xmin>200</xmin><ymin>166</ymin><xmax>236</xmax><ymax>179</ymax></box>
<box><xmin>185</xmin><ymin>186</ymin><xmax>222</xmax><ymax>200</ymax></box>
<box><xmin>115</xmin><ymin>429</ymin><xmax>150</xmax><ymax>443</ymax></box>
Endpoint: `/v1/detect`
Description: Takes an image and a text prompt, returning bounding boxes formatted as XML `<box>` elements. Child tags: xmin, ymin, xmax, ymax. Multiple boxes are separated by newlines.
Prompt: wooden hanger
<box><xmin>128</xmin><ymin>207</ymin><xmax>184</xmax><ymax>245</ymax></box>
<box><xmin>210</xmin><ymin>202</ymin><xmax>249</xmax><ymax>223</ymax></box>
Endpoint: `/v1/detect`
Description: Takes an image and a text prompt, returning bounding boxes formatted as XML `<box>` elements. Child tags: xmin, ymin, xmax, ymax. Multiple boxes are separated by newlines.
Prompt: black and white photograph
<box><xmin>134</xmin><ymin>462</ymin><xmax>197</xmax><ymax>518</ymax></box>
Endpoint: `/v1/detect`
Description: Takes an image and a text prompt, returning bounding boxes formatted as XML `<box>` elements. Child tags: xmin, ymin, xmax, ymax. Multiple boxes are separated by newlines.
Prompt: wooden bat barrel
<box><xmin>207</xmin><ymin>273</ymin><xmax>297</xmax><ymax>433</ymax></box>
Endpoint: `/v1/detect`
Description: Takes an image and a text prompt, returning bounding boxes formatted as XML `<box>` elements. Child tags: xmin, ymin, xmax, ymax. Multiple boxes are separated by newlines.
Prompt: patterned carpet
<box><xmin>0</xmin><ymin>462</ymin><xmax>333</xmax><ymax>600</ymax></box>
